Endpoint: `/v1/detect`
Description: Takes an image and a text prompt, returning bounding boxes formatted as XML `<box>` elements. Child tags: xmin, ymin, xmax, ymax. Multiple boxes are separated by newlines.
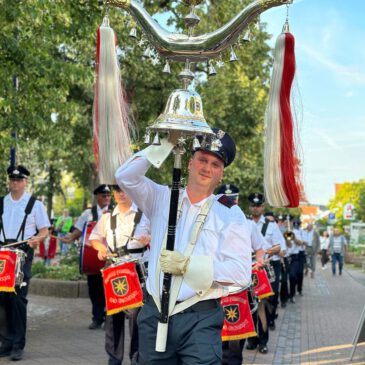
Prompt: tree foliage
<box><xmin>0</xmin><ymin>0</ymin><xmax>277</xmax><ymax>214</ymax></box>
<box><xmin>328</xmin><ymin>180</ymin><xmax>365</xmax><ymax>223</ymax></box>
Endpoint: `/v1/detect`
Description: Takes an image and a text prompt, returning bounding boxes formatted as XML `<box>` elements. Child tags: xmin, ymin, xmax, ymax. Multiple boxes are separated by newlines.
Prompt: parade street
<box><xmin>0</xmin><ymin>262</ymin><xmax>363</xmax><ymax>365</ymax></box>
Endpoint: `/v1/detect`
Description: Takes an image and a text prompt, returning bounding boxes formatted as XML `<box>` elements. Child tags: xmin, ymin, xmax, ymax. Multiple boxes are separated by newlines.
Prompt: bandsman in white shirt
<box><xmin>115</xmin><ymin>129</ymin><xmax>252</xmax><ymax>365</ymax></box>
<box><xmin>245</xmin><ymin>193</ymin><xmax>285</xmax><ymax>355</ymax></box>
<box><xmin>0</xmin><ymin>165</ymin><xmax>50</xmax><ymax>361</ymax></box>
<box><xmin>62</xmin><ymin>184</ymin><xmax>112</xmax><ymax>330</ymax></box>
<box><xmin>293</xmin><ymin>218</ymin><xmax>306</xmax><ymax>296</ymax></box>
<box><xmin>90</xmin><ymin>185</ymin><xmax>150</xmax><ymax>365</ymax></box>
<box><xmin>217</xmin><ymin>185</ymin><xmax>266</xmax><ymax>365</ymax></box>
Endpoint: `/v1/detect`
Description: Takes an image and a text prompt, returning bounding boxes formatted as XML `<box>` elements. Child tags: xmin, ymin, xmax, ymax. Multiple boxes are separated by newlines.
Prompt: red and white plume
<box><xmin>93</xmin><ymin>17</ymin><xmax>133</xmax><ymax>185</ymax></box>
<box><xmin>264</xmin><ymin>23</ymin><xmax>303</xmax><ymax>208</ymax></box>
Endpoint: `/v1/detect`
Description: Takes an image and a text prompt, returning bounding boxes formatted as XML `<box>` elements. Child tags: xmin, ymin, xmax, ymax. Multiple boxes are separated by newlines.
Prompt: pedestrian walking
<box><xmin>329</xmin><ymin>228</ymin><xmax>347</xmax><ymax>276</ymax></box>
<box><xmin>320</xmin><ymin>231</ymin><xmax>330</xmax><ymax>269</ymax></box>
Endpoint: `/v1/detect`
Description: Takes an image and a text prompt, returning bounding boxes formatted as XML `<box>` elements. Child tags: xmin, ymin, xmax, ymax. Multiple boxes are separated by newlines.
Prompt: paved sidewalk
<box><xmin>244</xmin><ymin>263</ymin><xmax>365</xmax><ymax>365</ymax></box>
<box><xmin>1</xmin><ymin>262</ymin><xmax>365</xmax><ymax>364</ymax></box>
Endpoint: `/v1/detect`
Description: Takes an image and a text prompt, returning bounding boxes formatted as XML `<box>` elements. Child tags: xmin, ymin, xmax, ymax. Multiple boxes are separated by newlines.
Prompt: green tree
<box><xmin>0</xmin><ymin>0</ymin><xmax>277</xmax><ymax>215</ymax></box>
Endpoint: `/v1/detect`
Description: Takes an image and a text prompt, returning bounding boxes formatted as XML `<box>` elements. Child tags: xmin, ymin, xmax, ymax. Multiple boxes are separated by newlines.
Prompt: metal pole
<box><xmin>10</xmin><ymin>75</ymin><xmax>19</xmax><ymax>166</ymax></box>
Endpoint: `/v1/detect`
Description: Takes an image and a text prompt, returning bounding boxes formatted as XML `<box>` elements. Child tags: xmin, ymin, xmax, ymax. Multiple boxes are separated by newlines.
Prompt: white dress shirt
<box><xmin>74</xmin><ymin>204</ymin><xmax>109</xmax><ymax>232</ymax></box>
<box><xmin>246</xmin><ymin>219</ymin><xmax>270</xmax><ymax>252</ymax></box>
<box><xmin>0</xmin><ymin>192</ymin><xmax>50</xmax><ymax>241</ymax></box>
<box><xmin>115</xmin><ymin>153</ymin><xmax>252</xmax><ymax>302</ymax></box>
<box><xmin>253</xmin><ymin>215</ymin><xmax>286</xmax><ymax>261</ymax></box>
<box><xmin>89</xmin><ymin>204</ymin><xmax>149</xmax><ymax>252</ymax></box>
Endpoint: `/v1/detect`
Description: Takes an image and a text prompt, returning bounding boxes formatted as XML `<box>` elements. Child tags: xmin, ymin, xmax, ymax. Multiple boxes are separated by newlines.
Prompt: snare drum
<box><xmin>79</xmin><ymin>221</ymin><xmax>106</xmax><ymax>275</ymax></box>
<box><xmin>0</xmin><ymin>249</ymin><xmax>26</xmax><ymax>292</ymax></box>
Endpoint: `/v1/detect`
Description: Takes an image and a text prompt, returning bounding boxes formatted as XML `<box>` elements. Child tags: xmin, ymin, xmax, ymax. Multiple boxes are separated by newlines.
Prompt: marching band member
<box><xmin>62</xmin><ymin>184</ymin><xmax>112</xmax><ymax>329</ymax></box>
<box><xmin>115</xmin><ymin>130</ymin><xmax>252</xmax><ymax>365</ymax></box>
<box><xmin>246</xmin><ymin>193</ymin><xmax>285</xmax><ymax>354</ymax></box>
<box><xmin>293</xmin><ymin>218</ymin><xmax>305</xmax><ymax>296</ymax></box>
<box><xmin>90</xmin><ymin>186</ymin><xmax>150</xmax><ymax>365</ymax></box>
<box><xmin>218</xmin><ymin>184</ymin><xmax>267</xmax><ymax>365</ymax></box>
<box><xmin>0</xmin><ymin>165</ymin><xmax>50</xmax><ymax>361</ymax></box>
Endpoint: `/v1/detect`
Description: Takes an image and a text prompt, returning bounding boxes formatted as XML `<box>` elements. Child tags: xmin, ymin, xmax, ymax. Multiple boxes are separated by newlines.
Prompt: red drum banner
<box><xmin>251</xmin><ymin>267</ymin><xmax>274</xmax><ymax>300</ymax></box>
<box><xmin>221</xmin><ymin>290</ymin><xmax>257</xmax><ymax>341</ymax></box>
<box><xmin>102</xmin><ymin>262</ymin><xmax>143</xmax><ymax>315</ymax></box>
<box><xmin>0</xmin><ymin>250</ymin><xmax>17</xmax><ymax>292</ymax></box>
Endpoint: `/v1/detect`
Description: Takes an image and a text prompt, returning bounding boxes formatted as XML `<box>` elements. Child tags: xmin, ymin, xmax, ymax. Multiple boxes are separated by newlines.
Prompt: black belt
<box><xmin>176</xmin><ymin>298</ymin><xmax>221</xmax><ymax>313</ymax></box>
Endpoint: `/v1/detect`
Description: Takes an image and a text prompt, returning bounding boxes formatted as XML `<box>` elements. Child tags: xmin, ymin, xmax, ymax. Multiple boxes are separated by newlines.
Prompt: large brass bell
<box><xmin>148</xmin><ymin>89</ymin><xmax>213</xmax><ymax>136</ymax></box>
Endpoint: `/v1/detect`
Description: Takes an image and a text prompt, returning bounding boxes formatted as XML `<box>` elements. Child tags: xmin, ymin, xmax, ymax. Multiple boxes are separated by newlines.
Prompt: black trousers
<box><xmin>87</xmin><ymin>273</ymin><xmax>105</xmax><ymax>324</ymax></box>
<box><xmin>0</xmin><ymin>282</ymin><xmax>29</xmax><ymax>351</ymax></box>
<box><xmin>280</xmin><ymin>258</ymin><xmax>290</xmax><ymax>304</ymax></box>
<box><xmin>297</xmin><ymin>251</ymin><xmax>306</xmax><ymax>294</ymax></box>
<box><xmin>0</xmin><ymin>250</ymin><xmax>33</xmax><ymax>351</ymax></box>
<box><xmin>268</xmin><ymin>260</ymin><xmax>281</xmax><ymax>326</ymax></box>
<box><xmin>137</xmin><ymin>295</ymin><xmax>224</xmax><ymax>365</ymax></box>
<box><xmin>289</xmin><ymin>254</ymin><xmax>299</xmax><ymax>298</ymax></box>
<box><xmin>222</xmin><ymin>340</ymin><xmax>244</xmax><ymax>365</ymax></box>
<box><xmin>246</xmin><ymin>300</ymin><xmax>269</xmax><ymax>348</ymax></box>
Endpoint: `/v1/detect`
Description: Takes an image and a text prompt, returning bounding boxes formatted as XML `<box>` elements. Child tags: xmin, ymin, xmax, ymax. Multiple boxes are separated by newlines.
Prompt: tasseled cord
<box><xmin>93</xmin><ymin>17</ymin><xmax>133</xmax><ymax>185</ymax></box>
<box><xmin>264</xmin><ymin>26</ymin><xmax>302</xmax><ymax>208</ymax></box>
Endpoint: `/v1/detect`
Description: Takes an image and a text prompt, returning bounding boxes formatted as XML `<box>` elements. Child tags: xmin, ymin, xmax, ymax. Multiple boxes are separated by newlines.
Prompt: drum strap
<box><xmin>110</xmin><ymin>209</ymin><xmax>146</xmax><ymax>255</ymax></box>
<box><xmin>261</xmin><ymin>218</ymin><xmax>270</xmax><ymax>237</ymax></box>
<box><xmin>91</xmin><ymin>205</ymin><xmax>98</xmax><ymax>222</ymax></box>
<box><xmin>17</xmin><ymin>196</ymin><xmax>37</xmax><ymax>241</ymax></box>
<box><xmin>0</xmin><ymin>195</ymin><xmax>37</xmax><ymax>244</ymax></box>
<box><xmin>0</xmin><ymin>196</ymin><xmax>4</xmax><ymax>244</ymax></box>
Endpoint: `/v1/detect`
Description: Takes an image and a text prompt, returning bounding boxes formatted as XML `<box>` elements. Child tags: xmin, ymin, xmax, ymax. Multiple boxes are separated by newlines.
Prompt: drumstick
<box><xmin>2</xmin><ymin>239</ymin><xmax>29</xmax><ymax>248</ymax></box>
<box><xmin>2</xmin><ymin>234</ymin><xmax>52</xmax><ymax>248</ymax></box>
<box><xmin>123</xmin><ymin>235</ymin><xmax>141</xmax><ymax>241</ymax></box>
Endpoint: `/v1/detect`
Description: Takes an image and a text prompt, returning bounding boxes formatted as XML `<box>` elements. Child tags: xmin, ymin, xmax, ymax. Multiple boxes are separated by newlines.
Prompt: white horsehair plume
<box><xmin>93</xmin><ymin>17</ymin><xmax>134</xmax><ymax>185</ymax></box>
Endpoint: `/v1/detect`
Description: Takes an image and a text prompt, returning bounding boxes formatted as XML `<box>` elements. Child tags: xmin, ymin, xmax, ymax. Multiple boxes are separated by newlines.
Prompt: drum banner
<box><xmin>102</xmin><ymin>262</ymin><xmax>143</xmax><ymax>315</ymax></box>
<box><xmin>251</xmin><ymin>267</ymin><xmax>274</xmax><ymax>300</ymax></box>
<box><xmin>0</xmin><ymin>250</ymin><xmax>17</xmax><ymax>292</ymax></box>
<box><xmin>221</xmin><ymin>290</ymin><xmax>257</xmax><ymax>341</ymax></box>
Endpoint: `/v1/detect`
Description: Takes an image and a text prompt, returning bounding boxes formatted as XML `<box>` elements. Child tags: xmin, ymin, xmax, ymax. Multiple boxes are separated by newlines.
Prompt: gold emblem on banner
<box><xmin>0</xmin><ymin>260</ymin><xmax>5</xmax><ymax>275</ymax></box>
<box><xmin>112</xmin><ymin>277</ymin><xmax>128</xmax><ymax>296</ymax></box>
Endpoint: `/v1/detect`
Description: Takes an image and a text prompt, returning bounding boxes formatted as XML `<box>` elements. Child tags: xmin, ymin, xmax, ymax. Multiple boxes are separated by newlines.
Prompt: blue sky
<box><xmin>261</xmin><ymin>0</ymin><xmax>365</xmax><ymax>205</ymax></box>
<box><xmin>156</xmin><ymin>0</ymin><xmax>365</xmax><ymax>206</ymax></box>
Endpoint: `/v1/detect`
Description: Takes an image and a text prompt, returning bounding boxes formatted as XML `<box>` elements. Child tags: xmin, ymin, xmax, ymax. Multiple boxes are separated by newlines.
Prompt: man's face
<box><xmin>8</xmin><ymin>178</ymin><xmax>27</xmax><ymax>194</ymax></box>
<box><xmin>249</xmin><ymin>204</ymin><xmax>264</xmax><ymax>218</ymax></box>
<box><xmin>96</xmin><ymin>192</ymin><xmax>111</xmax><ymax>208</ymax></box>
<box><xmin>113</xmin><ymin>188</ymin><xmax>132</xmax><ymax>207</ymax></box>
<box><xmin>307</xmin><ymin>223</ymin><xmax>313</xmax><ymax>231</ymax></box>
<box><xmin>334</xmin><ymin>228</ymin><xmax>340</xmax><ymax>236</ymax></box>
<box><xmin>188</xmin><ymin>151</ymin><xmax>224</xmax><ymax>193</ymax></box>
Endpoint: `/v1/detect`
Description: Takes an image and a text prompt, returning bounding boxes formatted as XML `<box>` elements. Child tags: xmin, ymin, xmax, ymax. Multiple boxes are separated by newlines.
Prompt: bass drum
<box><xmin>79</xmin><ymin>221</ymin><xmax>106</xmax><ymax>275</ymax></box>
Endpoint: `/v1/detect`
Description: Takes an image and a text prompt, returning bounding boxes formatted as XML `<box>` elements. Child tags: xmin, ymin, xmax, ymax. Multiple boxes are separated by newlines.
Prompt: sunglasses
<box><xmin>249</xmin><ymin>203</ymin><xmax>263</xmax><ymax>208</ymax></box>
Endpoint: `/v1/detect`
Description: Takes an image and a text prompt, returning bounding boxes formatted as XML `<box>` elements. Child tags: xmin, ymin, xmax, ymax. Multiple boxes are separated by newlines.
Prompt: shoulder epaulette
<box><xmin>218</xmin><ymin>195</ymin><xmax>235</xmax><ymax>209</ymax></box>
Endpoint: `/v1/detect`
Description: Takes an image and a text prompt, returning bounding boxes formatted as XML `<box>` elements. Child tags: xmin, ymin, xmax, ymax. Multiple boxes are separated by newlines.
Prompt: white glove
<box><xmin>160</xmin><ymin>249</ymin><xmax>190</xmax><ymax>276</ymax></box>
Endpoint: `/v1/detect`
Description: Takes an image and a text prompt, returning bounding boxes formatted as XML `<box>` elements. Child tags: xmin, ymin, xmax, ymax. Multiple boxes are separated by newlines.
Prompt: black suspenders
<box><xmin>0</xmin><ymin>195</ymin><xmax>37</xmax><ymax>244</ymax></box>
<box><xmin>110</xmin><ymin>209</ymin><xmax>144</xmax><ymax>255</ymax></box>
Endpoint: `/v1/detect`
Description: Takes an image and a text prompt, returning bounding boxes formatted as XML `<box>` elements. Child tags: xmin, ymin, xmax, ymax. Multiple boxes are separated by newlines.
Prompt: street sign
<box><xmin>343</xmin><ymin>203</ymin><xmax>355</xmax><ymax>220</ymax></box>
<box><xmin>328</xmin><ymin>213</ymin><xmax>336</xmax><ymax>225</ymax></box>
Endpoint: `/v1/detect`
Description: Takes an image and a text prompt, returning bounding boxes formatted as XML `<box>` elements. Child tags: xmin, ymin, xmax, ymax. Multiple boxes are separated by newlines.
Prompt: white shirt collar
<box><xmin>180</xmin><ymin>189</ymin><xmax>213</xmax><ymax>208</ymax></box>
<box><xmin>112</xmin><ymin>202</ymin><xmax>138</xmax><ymax>216</ymax></box>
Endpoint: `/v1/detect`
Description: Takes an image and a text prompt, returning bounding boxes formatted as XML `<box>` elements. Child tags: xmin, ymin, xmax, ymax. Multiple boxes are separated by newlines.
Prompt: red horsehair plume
<box><xmin>93</xmin><ymin>17</ymin><xmax>134</xmax><ymax>185</ymax></box>
<box><xmin>264</xmin><ymin>25</ymin><xmax>303</xmax><ymax>207</ymax></box>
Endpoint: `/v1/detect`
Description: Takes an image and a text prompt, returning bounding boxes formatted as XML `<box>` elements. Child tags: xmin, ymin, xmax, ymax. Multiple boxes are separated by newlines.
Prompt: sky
<box><xmin>156</xmin><ymin>0</ymin><xmax>365</xmax><ymax>206</ymax></box>
<box><xmin>261</xmin><ymin>0</ymin><xmax>365</xmax><ymax>205</ymax></box>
